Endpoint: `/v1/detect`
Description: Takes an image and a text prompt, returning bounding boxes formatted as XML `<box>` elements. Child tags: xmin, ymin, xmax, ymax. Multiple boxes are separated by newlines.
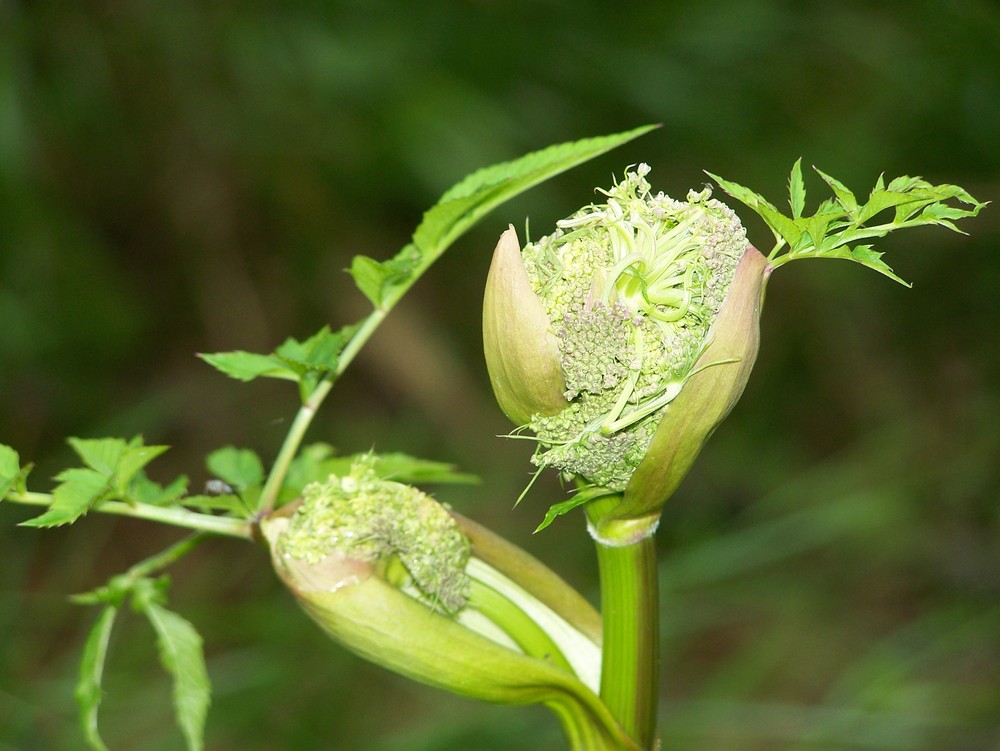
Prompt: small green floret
<box><xmin>281</xmin><ymin>458</ymin><xmax>471</xmax><ymax>613</ymax></box>
<box><xmin>520</xmin><ymin>165</ymin><xmax>748</xmax><ymax>490</ymax></box>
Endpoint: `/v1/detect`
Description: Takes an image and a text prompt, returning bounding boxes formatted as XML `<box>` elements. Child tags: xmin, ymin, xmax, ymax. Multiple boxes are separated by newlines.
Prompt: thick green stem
<box><xmin>587</xmin><ymin>498</ymin><xmax>660</xmax><ymax>750</ymax></box>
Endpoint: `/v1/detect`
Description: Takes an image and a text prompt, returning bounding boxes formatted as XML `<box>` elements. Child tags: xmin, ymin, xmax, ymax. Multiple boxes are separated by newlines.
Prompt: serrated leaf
<box><xmin>365</xmin><ymin>452</ymin><xmax>479</xmax><ymax>485</ymax></box>
<box><xmin>409</xmin><ymin>125</ymin><xmax>658</xmax><ymax>288</ymax></box>
<box><xmin>274</xmin><ymin>325</ymin><xmax>352</xmax><ymax>373</ymax></box>
<box><xmin>707</xmin><ymin>171</ymin><xmax>801</xmax><ymax>249</ymax></box>
<box><xmin>142</xmin><ymin>602</ymin><xmax>211</xmax><ymax>751</ymax></box>
<box><xmin>284</xmin><ymin>446</ymin><xmax>478</xmax><ymax>495</ymax></box>
<box><xmin>69</xmin><ymin>437</ymin><xmax>127</xmax><ymax>476</ymax></box>
<box><xmin>75</xmin><ymin>605</ymin><xmax>118</xmax><ymax>751</ymax></box>
<box><xmin>915</xmin><ymin>201</ymin><xmax>980</xmax><ymax>231</ymax></box>
<box><xmin>198</xmin><ymin>351</ymin><xmax>298</xmax><ymax>382</ymax></box>
<box><xmin>802</xmin><ymin>211</ymin><xmax>843</xmax><ymax>251</ymax></box>
<box><xmin>116</xmin><ymin>444</ymin><xmax>170</xmax><ymax>494</ymax></box>
<box><xmin>812</xmin><ymin>244</ymin><xmax>909</xmax><ymax>286</ymax></box>
<box><xmin>848</xmin><ymin>245</ymin><xmax>908</xmax><ymax>285</ymax></box>
<box><xmin>349</xmin><ymin>254</ymin><xmax>391</xmax><ymax>306</ymax></box>
<box><xmin>206</xmin><ymin>447</ymin><xmax>263</xmax><ymax>490</ymax></box>
<box><xmin>0</xmin><ymin>443</ymin><xmax>20</xmax><ymax>500</ymax></box>
<box><xmin>21</xmin><ymin>468</ymin><xmax>109</xmax><ymax>527</ymax></box>
<box><xmin>131</xmin><ymin>473</ymin><xmax>189</xmax><ymax>506</ymax></box>
<box><xmin>757</xmin><ymin>202</ymin><xmax>803</xmax><ymax>248</ymax></box>
<box><xmin>436</xmin><ymin>124</ymin><xmax>658</xmax><ymax>212</ymax></box>
<box><xmin>814</xmin><ymin>167</ymin><xmax>858</xmax><ymax>215</ymax></box>
<box><xmin>788</xmin><ymin>158</ymin><xmax>806</xmax><ymax>219</ymax></box>
<box><xmin>885</xmin><ymin>174</ymin><xmax>927</xmax><ymax>193</ymax></box>
<box><xmin>349</xmin><ymin>247</ymin><xmax>421</xmax><ymax>307</ymax></box>
<box><xmin>705</xmin><ymin>172</ymin><xmax>766</xmax><ymax>211</ymax></box>
<box><xmin>857</xmin><ymin>189</ymin><xmax>932</xmax><ymax>225</ymax></box>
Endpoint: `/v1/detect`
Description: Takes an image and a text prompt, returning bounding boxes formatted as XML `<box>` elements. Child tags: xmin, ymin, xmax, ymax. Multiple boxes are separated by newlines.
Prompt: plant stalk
<box><xmin>6</xmin><ymin>492</ymin><xmax>254</xmax><ymax>540</ymax></box>
<box><xmin>586</xmin><ymin>498</ymin><xmax>660</xmax><ymax>750</ymax></box>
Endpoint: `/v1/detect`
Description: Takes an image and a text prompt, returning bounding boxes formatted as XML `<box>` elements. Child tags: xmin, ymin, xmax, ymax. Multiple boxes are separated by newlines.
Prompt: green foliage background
<box><xmin>1</xmin><ymin>1</ymin><xmax>998</xmax><ymax>749</ymax></box>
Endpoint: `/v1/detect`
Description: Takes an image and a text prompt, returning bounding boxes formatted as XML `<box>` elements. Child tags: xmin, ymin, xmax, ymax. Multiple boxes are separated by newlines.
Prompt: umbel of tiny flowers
<box><xmin>484</xmin><ymin>165</ymin><xmax>769</xmax><ymax>534</ymax></box>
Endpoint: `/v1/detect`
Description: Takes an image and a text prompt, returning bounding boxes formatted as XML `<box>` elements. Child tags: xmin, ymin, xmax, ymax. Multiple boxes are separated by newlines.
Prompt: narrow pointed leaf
<box><xmin>143</xmin><ymin>603</ymin><xmax>211</xmax><ymax>751</ymax></box>
<box><xmin>198</xmin><ymin>351</ymin><xmax>298</xmax><ymax>382</ymax></box>
<box><xmin>21</xmin><ymin>468</ymin><xmax>109</xmax><ymax>527</ymax></box>
<box><xmin>75</xmin><ymin>606</ymin><xmax>118</xmax><ymax>751</ymax></box>
<box><xmin>116</xmin><ymin>444</ymin><xmax>170</xmax><ymax>494</ymax></box>
<box><xmin>788</xmin><ymin>158</ymin><xmax>806</xmax><ymax>218</ymax></box>
<box><xmin>409</xmin><ymin>125</ymin><xmax>659</xmax><ymax>291</ymax></box>
<box><xmin>814</xmin><ymin>167</ymin><xmax>858</xmax><ymax>215</ymax></box>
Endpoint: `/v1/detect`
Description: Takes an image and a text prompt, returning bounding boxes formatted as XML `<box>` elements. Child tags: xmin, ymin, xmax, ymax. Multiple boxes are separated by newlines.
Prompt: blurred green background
<box><xmin>1</xmin><ymin>1</ymin><xmax>998</xmax><ymax>749</ymax></box>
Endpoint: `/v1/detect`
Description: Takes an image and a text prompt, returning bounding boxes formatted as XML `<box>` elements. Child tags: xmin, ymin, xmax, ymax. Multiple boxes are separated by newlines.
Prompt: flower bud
<box><xmin>484</xmin><ymin>165</ymin><xmax>771</xmax><ymax>522</ymax></box>
<box><xmin>261</xmin><ymin>461</ymin><xmax>639</xmax><ymax>748</ymax></box>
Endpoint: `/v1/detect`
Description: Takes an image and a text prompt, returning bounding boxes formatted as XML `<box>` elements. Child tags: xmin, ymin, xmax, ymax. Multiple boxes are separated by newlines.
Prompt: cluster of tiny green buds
<box><xmin>485</xmin><ymin>165</ymin><xmax>766</xmax><ymax>524</ymax></box>
<box><xmin>277</xmin><ymin>457</ymin><xmax>471</xmax><ymax>613</ymax></box>
<box><xmin>260</xmin><ymin>463</ymin><xmax>632</xmax><ymax>742</ymax></box>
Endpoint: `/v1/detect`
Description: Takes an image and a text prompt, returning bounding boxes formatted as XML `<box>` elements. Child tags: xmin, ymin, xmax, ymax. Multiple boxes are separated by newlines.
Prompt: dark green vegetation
<box><xmin>1</xmin><ymin>2</ymin><xmax>997</xmax><ymax>749</ymax></box>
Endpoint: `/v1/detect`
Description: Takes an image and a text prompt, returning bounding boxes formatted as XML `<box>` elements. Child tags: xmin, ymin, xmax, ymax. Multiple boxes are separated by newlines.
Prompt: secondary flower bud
<box><xmin>261</xmin><ymin>460</ymin><xmax>638</xmax><ymax>747</ymax></box>
<box><xmin>273</xmin><ymin>457</ymin><xmax>471</xmax><ymax>613</ymax></box>
<box><xmin>484</xmin><ymin>165</ymin><xmax>770</xmax><ymax>520</ymax></box>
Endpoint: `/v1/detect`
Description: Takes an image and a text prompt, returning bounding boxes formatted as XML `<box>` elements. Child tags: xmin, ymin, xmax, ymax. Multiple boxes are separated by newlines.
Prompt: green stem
<box><xmin>258</xmin><ymin>307</ymin><xmax>390</xmax><ymax>516</ymax></box>
<box><xmin>126</xmin><ymin>533</ymin><xmax>208</xmax><ymax>579</ymax></box>
<box><xmin>6</xmin><ymin>492</ymin><xmax>254</xmax><ymax>540</ymax></box>
<box><xmin>467</xmin><ymin>577</ymin><xmax>575</xmax><ymax>675</ymax></box>
<box><xmin>586</xmin><ymin>498</ymin><xmax>660</xmax><ymax>750</ymax></box>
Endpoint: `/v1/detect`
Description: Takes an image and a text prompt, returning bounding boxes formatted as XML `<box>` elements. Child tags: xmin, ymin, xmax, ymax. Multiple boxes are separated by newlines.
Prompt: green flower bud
<box><xmin>484</xmin><ymin>165</ymin><xmax>771</xmax><ymax>522</ymax></box>
<box><xmin>261</xmin><ymin>460</ymin><xmax>639</xmax><ymax>748</ymax></box>
<box><xmin>276</xmin><ymin>457</ymin><xmax>471</xmax><ymax>613</ymax></box>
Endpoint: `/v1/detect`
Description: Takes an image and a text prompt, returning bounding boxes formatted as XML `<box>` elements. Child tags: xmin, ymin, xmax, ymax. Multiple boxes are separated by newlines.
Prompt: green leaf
<box><xmin>0</xmin><ymin>443</ymin><xmax>20</xmax><ymax>500</ymax></box>
<box><xmin>365</xmin><ymin>452</ymin><xmax>479</xmax><ymax>485</ymax></box>
<box><xmin>535</xmin><ymin>495</ymin><xmax>595</xmax><ymax>533</ymax></box>
<box><xmin>857</xmin><ymin>188</ymin><xmax>927</xmax><ymax>225</ymax></box>
<box><xmin>714</xmin><ymin>161</ymin><xmax>985</xmax><ymax>285</ymax></box>
<box><xmin>349</xmin><ymin>248</ymin><xmax>421</xmax><ymax>307</ymax></box>
<box><xmin>349</xmin><ymin>254</ymin><xmax>386</xmax><ymax>305</ymax></box>
<box><xmin>788</xmin><ymin>158</ymin><xmax>806</xmax><ymax>219</ymax></box>
<box><xmin>802</xmin><ymin>211</ymin><xmax>843</xmax><ymax>251</ymax></box>
<box><xmin>75</xmin><ymin>605</ymin><xmax>118</xmax><ymax>751</ymax></box>
<box><xmin>141</xmin><ymin>600</ymin><xmax>211</xmax><ymax>751</ymax></box>
<box><xmin>69</xmin><ymin>437</ymin><xmax>127</xmax><ymax>476</ymax></box>
<box><xmin>284</xmin><ymin>445</ymin><xmax>478</xmax><ymax>496</ymax></box>
<box><xmin>198</xmin><ymin>351</ymin><xmax>298</xmax><ymax>382</ymax></box>
<box><xmin>206</xmin><ymin>446</ymin><xmax>264</xmax><ymax>491</ymax></box>
<box><xmin>21</xmin><ymin>468</ymin><xmax>109</xmax><ymax>527</ymax></box>
<box><xmin>814</xmin><ymin>167</ymin><xmax>858</xmax><ymax>215</ymax></box>
<box><xmin>130</xmin><ymin>473</ymin><xmax>189</xmax><ymax>506</ymax></box>
<box><xmin>707</xmin><ymin>172</ymin><xmax>800</xmax><ymax>249</ymax></box>
<box><xmin>410</xmin><ymin>125</ymin><xmax>659</xmax><ymax>289</ymax></box>
<box><xmin>116</xmin><ymin>443</ymin><xmax>170</xmax><ymax>495</ymax></box>
<box><xmin>274</xmin><ymin>325</ymin><xmax>353</xmax><ymax>375</ymax></box>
